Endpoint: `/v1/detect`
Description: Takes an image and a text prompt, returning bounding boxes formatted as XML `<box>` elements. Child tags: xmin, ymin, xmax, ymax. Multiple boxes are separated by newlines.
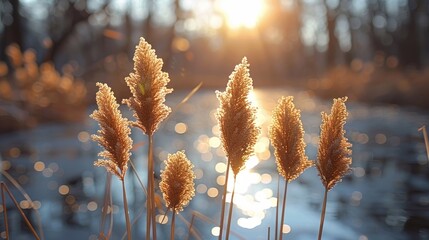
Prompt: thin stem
<box><xmin>1</xmin><ymin>170</ymin><xmax>44</xmax><ymax>239</ymax></box>
<box><xmin>191</xmin><ymin>210</ymin><xmax>245</xmax><ymax>240</ymax></box>
<box><xmin>218</xmin><ymin>158</ymin><xmax>231</xmax><ymax>240</ymax></box>
<box><xmin>318</xmin><ymin>187</ymin><xmax>329</xmax><ymax>240</ymax></box>
<box><xmin>1</xmin><ymin>183</ymin><xmax>9</xmax><ymax>240</ymax></box>
<box><xmin>100</xmin><ymin>173</ymin><xmax>113</xmax><ymax>239</ymax></box>
<box><xmin>171</xmin><ymin>211</ymin><xmax>176</xmax><ymax>240</ymax></box>
<box><xmin>149</xmin><ymin>135</ymin><xmax>157</xmax><ymax>240</ymax></box>
<box><xmin>225</xmin><ymin>177</ymin><xmax>237</xmax><ymax>240</ymax></box>
<box><xmin>419</xmin><ymin>126</ymin><xmax>429</xmax><ymax>165</ymax></box>
<box><xmin>275</xmin><ymin>177</ymin><xmax>280</xmax><ymax>240</ymax></box>
<box><xmin>146</xmin><ymin>138</ymin><xmax>152</xmax><ymax>240</ymax></box>
<box><xmin>0</xmin><ymin>182</ymin><xmax>40</xmax><ymax>239</ymax></box>
<box><xmin>122</xmin><ymin>180</ymin><xmax>132</xmax><ymax>240</ymax></box>
<box><xmin>279</xmin><ymin>181</ymin><xmax>288</xmax><ymax>240</ymax></box>
<box><xmin>186</xmin><ymin>214</ymin><xmax>195</xmax><ymax>240</ymax></box>
<box><xmin>267</xmin><ymin>226</ymin><xmax>270</xmax><ymax>240</ymax></box>
<box><xmin>146</xmin><ymin>135</ymin><xmax>157</xmax><ymax>240</ymax></box>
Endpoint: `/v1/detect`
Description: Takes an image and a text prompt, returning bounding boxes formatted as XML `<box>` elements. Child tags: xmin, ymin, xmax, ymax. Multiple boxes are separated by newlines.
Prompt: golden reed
<box><xmin>269</xmin><ymin>96</ymin><xmax>313</xmax><ymax>240</ymax></box>
<box><xmin>316</xmin><ymin>97</ymin><xmax>352</xmax><ymax>240</ymax></box>
<box><xmin>216</xmin><ymin>57</ymin><xmax>260</xmax><ymax>240</ymax></box>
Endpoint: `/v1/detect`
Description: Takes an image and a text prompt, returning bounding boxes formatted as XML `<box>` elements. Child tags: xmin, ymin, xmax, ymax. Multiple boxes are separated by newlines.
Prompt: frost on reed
<box><xmin>123</xmin><ymin>37</ymin><xmax>173</xmax><ymax>136</ymax></box>
<box><xmin>216</xmin><ymin>57</ymin><xmax>260</xmax><ymax>176</ymax></box>
<box><xmin>160</xmin><ymin>151</ymin><xmax>195</xmax><ymax>213</ymax></box>
<box><xmin>269</xmin><ymin>96</ymin><xmax>313</xmax><ymax>240</ymax></box>
<box><xmin>216</xmin><ymin>57</ymin><xmax>260</xmax><ymax>240</ymax></box>
<box><xmin>90</xmin><ymin>82</ymin><xmax>132</xmax><ymax>180</ymax></box>
<box><xmin>316</xmin><ymin>97</ymin><xmax>352</xmax><ymax>240</ymax></box>
<box><xmin>270</xmin><ymin>96</ymin><xmax>313</xmax><ymax>182</ymax></box>
<box><xmin>316</xmin><ymin>97</ymin><xmax>352</xmax><ymax>191</ymax></box>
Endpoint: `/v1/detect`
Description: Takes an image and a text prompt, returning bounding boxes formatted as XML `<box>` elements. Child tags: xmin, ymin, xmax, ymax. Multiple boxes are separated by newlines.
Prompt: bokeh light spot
<box><xmin>175</xmin><ymin>122</ymin><xmax>188</xmax><ymax>134</ymax></box>
<box><xmin>59</xmin><ymin>185</ymin><xmax>70</xmax><ymax>195</ymax></box>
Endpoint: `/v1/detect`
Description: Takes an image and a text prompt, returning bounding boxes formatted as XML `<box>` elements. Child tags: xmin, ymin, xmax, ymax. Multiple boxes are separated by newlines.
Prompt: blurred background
<box><xmin>0</xmin><ymin>0</ymin><xmax>429</xmax><ymax>239</ymax></box>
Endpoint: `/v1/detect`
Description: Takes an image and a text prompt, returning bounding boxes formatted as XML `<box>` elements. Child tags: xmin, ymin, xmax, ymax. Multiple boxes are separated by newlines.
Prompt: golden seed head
<box><xmin>269</xmin><ymin>96</ymin><xmax>313</xmax><ymax>182</ymax></box>
<box><xmin>159</xmin><ymin>151</ymin><xmax>195</xmax><ymax>213</ymax></box>
<box><xmin>90</xmin><ymin>82</ymin><xmax>133</xmax><ymax>180</ymax></box>
<box><xmin>316</xmin><ymin>97</ymin><xmax>352</xmax><ymax>190</ymax></box>
<box><xmin>123</xmin><ymin>37</ymin><xmax>173</xmax><ymax>136</ymax></box>
<box><xmin>216</xmin><ymin>57</ymin><xmax>260</xmax><ymax>176</ymax></box>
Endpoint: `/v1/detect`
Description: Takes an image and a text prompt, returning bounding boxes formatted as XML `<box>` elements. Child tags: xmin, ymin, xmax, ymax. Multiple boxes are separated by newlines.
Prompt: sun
<box><xmin>218</xmin><ymin>0</ymin><xmax>266</xmax><ymax>29</ymax></box>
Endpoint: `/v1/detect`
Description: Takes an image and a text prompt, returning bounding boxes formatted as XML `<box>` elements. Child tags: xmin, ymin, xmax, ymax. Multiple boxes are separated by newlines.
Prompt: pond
<box><xmin>0</xmin><ymin>88</ymin><xmax>428</xmax><ymax>240</ymax></box>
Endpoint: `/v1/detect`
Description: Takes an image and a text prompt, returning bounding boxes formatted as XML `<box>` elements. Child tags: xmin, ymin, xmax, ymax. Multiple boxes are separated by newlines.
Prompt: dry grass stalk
<box><xmin>91</xmin><ymin>82</ymin><xmax>133</xmax><ymax>240</ymax></box>
<box><xmin>160</xmin><ymin>151</ymin><xmax>195</xmax><ymax>240</ymax></box>
<box><xmin>269</xmin><ymin>96</ymin><xmax>313</xmax><ymax>240</ymax></box>
<box><xmin>123</xmin><ymin>37</ymin><xmax>173</xmax><ymax>240</ymax></box>
<box><xmin>0</xmin><ymin>182</ymin><xmax>41</xmax><ymax>240</ymax></box>
<box><xmin>316</xmin><ymin>97</ymin><xmax>352</xmax><ymax>240</ymax></box>
<box><xmin>216</xmin><ymin>57</ymin><xmax>260</xmax><ymax>240</ymax></box>
<box><xmin>418</xmin><ymin>126</ymin><xmax>429</xmax><ymax>165</ymax></box>
<box><xmin>1</xmin><ymin>169</ymin><xmax>45</xmax><ymax>239</ymax></box>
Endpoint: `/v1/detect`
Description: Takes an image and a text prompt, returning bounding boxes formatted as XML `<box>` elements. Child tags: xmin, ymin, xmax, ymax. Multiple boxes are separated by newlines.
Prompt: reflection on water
<box><xmin>0</xmin><ymin>88</ymin><xmax>428</xmax><ymax>239</ymax></box>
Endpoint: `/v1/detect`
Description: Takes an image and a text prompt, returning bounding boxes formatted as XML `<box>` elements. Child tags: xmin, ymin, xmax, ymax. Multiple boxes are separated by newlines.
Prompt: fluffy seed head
<box><xmin>90</xmin><ymin>82</ymin><xmax>133</xmax><ymax>180</ymax></box>
<box><xmin>270</xmin><ymin>96</ymin><xmax>313</xmax><ymax>182</ymax></box>
<box><xmin>159</xmin><ymin>151</ymin><xmax>195</xmax><ymax>213</ymax></box>
<box><xmin>123</xmin><ymin>37</ymin><xmax>173</xmax><ymax>136</ymax></box>
<box><xmin>316</xmin><ymin>97</ymin><xmax>352</xmax><ymax>190</ymax></box>
<box><xmin>216</xmin><ymin>57</ymin><xmax>260</xmax><ymax>176</ymax></box>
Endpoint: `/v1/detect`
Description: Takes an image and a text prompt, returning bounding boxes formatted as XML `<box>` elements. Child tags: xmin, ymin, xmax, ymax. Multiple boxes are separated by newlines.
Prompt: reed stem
<box><xmin>186</xmin><ymin>214</ymin><xmax>195</xmax><ymax>240</ymax></box>
<box><xmin>121</xmin><ymin>180</ymin><xmax>132</xmax><ymax>240</ymax></box>
<box><xmin>100</xmin><ymin>173</ymin><xmax>113</xmax><ymax>239</ymax></box>
<box><xmin>218</xmin><ymin>159</ymin><xmax>231</xmax><ymax>240</ymax></box>
<box><xmin>0</xmin><ymin>182</ymin><xmax>40</xmax><ymax>239</ymax></box>
<box><xmin>171</xmin><ymin>211</ymin><xmax>176</xmax><ymax>240</ymax></box>
<box><xmin>419</xmin><ymin>126</ymin><xmax>429</xmax><ymax>165</ymax></box>
<box><xmin>225</xmin><ymin>177</ymin><xmax>236</xmax><ymax>240</ymax></box>
<box><xmin>146</xmin><ymin>137</ymin><xmax>152</xmax><ymax>240</ymax></box>
<box><xmin>145</xmin><ymin>135</ymin><xmax>158</xmax><ymax>240</ymax></box>
<box><xmin>275</xmin><ymin>177</ymin><xmax>280</xmax><ymax>240</ymax></box>
<box><xmin>1</xmin><ymin>183</ymin><xmax>9</xmax><ymax>240</ymax></box>
<box><xmin>318</xmin><ymin>187</ymin><xmax>328</xmax><ymax>240</ymax></box>
<box><xmin>279</xmin><ymin>181</ymin><xmax>288</xmax><ymax>240</ymax></box>
<box><xmin>149</xmin><ymin>135</ymin><xmax>157</xmax><ymax>240</ymax></box>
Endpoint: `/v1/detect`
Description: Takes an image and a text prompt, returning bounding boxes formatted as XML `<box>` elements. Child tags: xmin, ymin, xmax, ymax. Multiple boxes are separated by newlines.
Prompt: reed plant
<box><xmin>91</xmin><ymin>83</ymin><xmax>133</xmax><ymax>240</ymax></box>
<box><xmin>216</xmin><ymin>57</ymin><xmax>260</xmax><ymax>240</ymax></box>
<box><xmin>123</xmin><ymin>37</ymin><xmax>173</xmax><ymax>240</ymax></box>
<box><xmin>316</xmin><ymin>97</ymin><xmax>352</xmax><ymax>240</ymax></box>
<box><xmin>269</xmin><ymin>96</ymin><xmax>313</xmax><ymax>240</ymax></box>
<box><xmin>160</xmin><ymin>151</ymin><xmax>195</xmax><ymax>240</ymax></box>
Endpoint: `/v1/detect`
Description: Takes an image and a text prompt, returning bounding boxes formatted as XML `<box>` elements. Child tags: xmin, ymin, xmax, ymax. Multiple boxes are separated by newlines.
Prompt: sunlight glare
<box><xmin>218</xmin><ymin>0</ymin><xmax>265</xmax><ymax>29</ymax></box>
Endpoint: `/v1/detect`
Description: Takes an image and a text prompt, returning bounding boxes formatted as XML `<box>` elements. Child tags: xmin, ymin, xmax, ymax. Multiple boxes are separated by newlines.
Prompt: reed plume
<box><xmin>91</xmin><ymin>82</ymin><xmax>132</xmax><ymax>180</ymax></box>
<box><xmin>216</xmin><ymin>57</ymin><xmax>260</xmax><ymax>240</ymax></box>
<box><xmin>269</xmin><ymin>96</ymin><xmax>313</xmax><ymax>240</ymax></box>
<box><xmin>160</xmin><ymin>151</ymin><xmax>195</xmax><ymax>240</ymax></box>
<box><xmin>216</xmin><ymin>57</ymin><xmax>260</xmax><ymax>176</ymax></box>
<box><xmin>90</xmin><ymin>82</ymin><xmax>133</xmax><ymax>240</ymax></box>
<box><xmin>123</xmin><ymin>37</ymin><xmax>173</xmax><ymax>136</ymax></box>
<box><xmin>160</xmin><ymin>151</ymin><xmax>195</xmax><ymax>213</ymax></box>
<box><xmin>270</xmin><ymin>96</ymin><xmax>313</xmax><ymax>182</ymax></box>
<box><xmin>123</xmin><ymin>37</ymin><xmax>173</xmax><ymax>240</ymax></box>
<box><xmin>316</xmin><ymin>97</ymin><xmax>352</xmax><ymax>240</ymax></box>
<box><xmin>316</xmin><ymin>97</ymin><xmax>352</xmax><ymax>190</ymax></box>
